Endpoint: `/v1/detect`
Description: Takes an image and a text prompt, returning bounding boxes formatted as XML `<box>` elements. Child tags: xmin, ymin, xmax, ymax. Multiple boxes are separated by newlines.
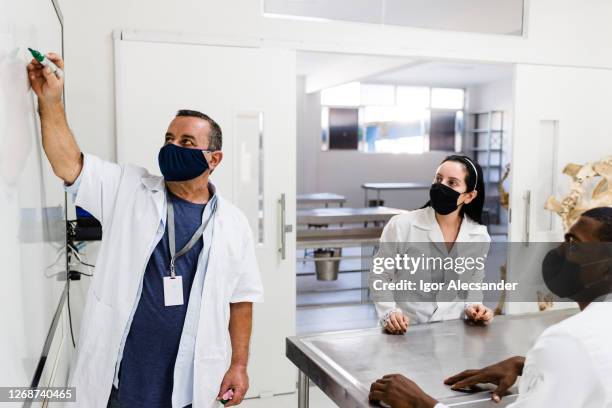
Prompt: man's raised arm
<box><xmin>27</xmin><ymin>52</ymin><xmax>82</xmax><ymax>184</ymax></box>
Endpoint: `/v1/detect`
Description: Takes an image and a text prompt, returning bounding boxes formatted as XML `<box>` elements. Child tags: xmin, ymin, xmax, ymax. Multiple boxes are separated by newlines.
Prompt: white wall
<box><xmin>296</xmin><ymin>76</ymin><xmax>320</xmax><ymax>195</ymax></box>
<box><xmin>314</xmin><ymin>150</ymin><xmax>448</xmax><ymax>209</ymax></box>
<box><xmin>504</xmin><ymin>64</ymin><xmax>612</xmax><ymax>315</ymax></box>
<box><xmin>60</xmin><ymin>0</ymin><xmax>612</xmax><ymax>164</ymax></box>
<box><xmin>510</xmin><ymin>64</ymin><xmax>612</xmax><ymax>242</ymax></box>
<box><xmin>466</xmin><ymin>77</ymin><xmax>514</xmax><ymax>224</ymax></box>
<box><xmin>466</xmin><ymin>78</ymin><xmax>514</xmax><ymax>159</ymax></box>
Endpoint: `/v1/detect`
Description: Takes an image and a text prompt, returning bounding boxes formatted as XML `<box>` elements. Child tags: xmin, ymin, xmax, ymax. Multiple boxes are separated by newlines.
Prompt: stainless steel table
<box><xmin>297</xmin><ymin>207</ymin><xmax>406</xmax><ymax>226</ymax></box>
<box><xmin>297</xmin><ymin>227</ymin><xmax>383</xmax><ymax>249</ymax></box>
<box><xmin>298</xmin><ymin>193</ymin><xmax>347</xmax><ymax>208</ymax></box>
<box><xmin>362</xmin><ymin>182</ymin><xmax>430</xmax><ymax>206</ymax></box>
<box><xmin>286</xmin><ymin>309</ymin><xmax>577</xmax><ymax>408</ymax></box>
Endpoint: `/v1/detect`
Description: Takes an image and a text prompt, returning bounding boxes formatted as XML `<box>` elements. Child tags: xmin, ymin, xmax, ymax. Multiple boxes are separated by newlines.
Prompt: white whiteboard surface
<box><xmin>0</xmin><ymin>0</ymin><xmax>67</xmax><ymax>393</ymax></box>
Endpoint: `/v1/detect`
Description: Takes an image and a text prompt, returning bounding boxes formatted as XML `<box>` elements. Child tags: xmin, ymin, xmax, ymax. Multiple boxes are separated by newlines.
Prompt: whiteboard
<box><xmin>0</xmin><ymin>0</ymin><xmax>67</xmax><ymax>391</ymax></box>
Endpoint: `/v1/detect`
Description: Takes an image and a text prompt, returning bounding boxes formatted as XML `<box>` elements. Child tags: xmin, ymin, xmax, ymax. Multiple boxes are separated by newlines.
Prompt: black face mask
<box><xmin>158</xmin><ymin>143</ymin><xmax>211</xmax><ymax>182</ymax></box>
<box><xmin>429</xmin><ymin>183</ymin><xmax>462</xmax><ymax>215</ymax></box>
<box><xmin>542</xmin><ymin>247</ymin><xmax>611</xmax><ymax>301</ymax></box>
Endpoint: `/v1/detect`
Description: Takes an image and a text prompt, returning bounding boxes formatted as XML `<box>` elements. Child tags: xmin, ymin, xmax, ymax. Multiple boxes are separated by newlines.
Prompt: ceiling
<box><xmin>297</xmin><ymin>51</ymin><xmax>513</xmax><ymax>89</ymax></box>
<box><xmin>367</xmin><ymin>61</ymin><xmax>514</xmax><ymax>87</ymax></box>
<box><xmin>296</xmin><ymin>52</ymin><xmax>410</xmax><ymax>77</ymax></box>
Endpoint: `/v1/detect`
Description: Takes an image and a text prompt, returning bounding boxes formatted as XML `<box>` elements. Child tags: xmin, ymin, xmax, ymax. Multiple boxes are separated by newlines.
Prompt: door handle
<box><xmin>523</xmin><ymin>190</ymin><xmax>531</xmax><ymax>246</ymax></box>
<box><xmin>278</xmin><ymin>193</ymin><xmax>293</xmax><ymax>260</ymax></box>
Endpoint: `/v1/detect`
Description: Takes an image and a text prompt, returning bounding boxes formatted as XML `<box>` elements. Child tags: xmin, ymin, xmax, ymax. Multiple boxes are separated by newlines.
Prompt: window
<box><xmin>396</xmin><ymin>86</ymin><xmax>430</xmax><ymax>108</ymax></box>
<box><xmin>320</xmin><ymin>83</ymin><xmax>464</xmax><ymax>153</ymax></box>
<box><xmin>328</xmin><ymin>108</ymin><xmax>359</xmax><ymax>150</ymax></box>
<box><xmin>431</xmin><ymin>88</ymin><xmax>465</xmax><ymax>110</ymax></box>
<box><xmin>320</xmin><ymin>82</ymin><xmax>360</xmax><ymax>106</ymax></box>
<box><xmin>360</xmin><ymin>84</ymin><xmax>395</xmax><ymax>106</ymax></box>
<box><xmin>263</xmin><ymin>0</ymin><xmax>525</xmax><ymax>36</ymax></box>
<box><xmin>363</xmin><ymin>106</ymin><xmax>428</xmax><ymax>154</ymax></box>
<box><xmin>430</xmin><ymin>110</ymin><xmax>462</xmax><ymax>151</ymax></box>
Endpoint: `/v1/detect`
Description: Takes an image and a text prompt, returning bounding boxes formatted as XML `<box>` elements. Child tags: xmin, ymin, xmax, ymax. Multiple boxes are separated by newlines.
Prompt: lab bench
<box><xmin>287</xmin><ymin>308</ymin><xmax>577</xmax><ymax>407</ymax></box>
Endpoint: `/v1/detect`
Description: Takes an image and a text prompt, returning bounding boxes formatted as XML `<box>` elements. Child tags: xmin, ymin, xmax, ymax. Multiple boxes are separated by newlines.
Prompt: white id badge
<box><xmin>163</xmin><ymin>276</ymin><xmax>184</xmax><ymax>306</ymax></box>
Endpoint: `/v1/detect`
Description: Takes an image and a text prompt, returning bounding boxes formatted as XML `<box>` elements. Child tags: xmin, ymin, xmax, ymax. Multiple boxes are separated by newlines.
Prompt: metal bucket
<box><xmin>314</xmin><ymin>248</ymin><xmax>341</xmax><ymax>281</ymax></box>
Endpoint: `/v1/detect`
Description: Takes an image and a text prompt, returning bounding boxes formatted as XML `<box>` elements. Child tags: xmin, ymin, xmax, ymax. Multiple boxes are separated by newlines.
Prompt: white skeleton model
<box><xmin>492</xmin><ymin>158</ymin><xmax>611</xmax><ymax>313</ymax></box>
<box><xmin>545</xmin><ymin>156</ymin><xmax>612</xmax><ymax>231</ymax></box>
<box><xmin>535</xmin><ymin>156</ymin><xmax>612</xmax><ymax>311</ymax></box>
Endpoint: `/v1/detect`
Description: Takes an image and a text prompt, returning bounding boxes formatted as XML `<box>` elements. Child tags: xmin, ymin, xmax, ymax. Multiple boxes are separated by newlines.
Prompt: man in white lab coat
<box><xmin>28</xmin><ymin>54</ymin><xmax>263</xmax><ymax>408</ymax></box>
<box><xmin>369</xmin><ymin>207</ymin><xmax>612</xmax><ymax>408</ymax></box>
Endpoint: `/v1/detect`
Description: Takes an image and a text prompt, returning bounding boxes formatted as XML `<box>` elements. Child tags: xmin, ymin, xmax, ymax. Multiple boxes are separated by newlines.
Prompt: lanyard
<box><xmin>166</xmin><ymin>190</ymin><xmax>217</xmax><ymax>278</ymax></box>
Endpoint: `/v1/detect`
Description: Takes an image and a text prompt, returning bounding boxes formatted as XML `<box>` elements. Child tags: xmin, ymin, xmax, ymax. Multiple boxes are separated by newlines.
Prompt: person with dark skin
<box><xmin>369</xmin><ymin>207</ymin><xmax>612</xmax><ymax>408</ymax></box>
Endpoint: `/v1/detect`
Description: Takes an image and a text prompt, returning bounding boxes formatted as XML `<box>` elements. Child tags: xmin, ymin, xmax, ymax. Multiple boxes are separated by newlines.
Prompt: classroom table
<box><xmin>362</xmin><ymin>182</ymin><xmax>430</xmax><ymax>206</ymax></box>
<box><xmin>297</xmin><ymin>193</ymin><xmax>347</xmax><ymax>208</ymax></box>
<box><xmin>297</xmin><ymin>207</ymin><xmax>406</xmax><ymax>226</ymax></box>
<box><xmin>286</xmin><ymin>308</ymin><xmax>577</xmax><ymax>408</ymax></box>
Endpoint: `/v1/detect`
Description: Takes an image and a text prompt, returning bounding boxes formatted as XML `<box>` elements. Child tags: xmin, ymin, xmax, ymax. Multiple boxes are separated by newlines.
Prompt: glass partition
<box><xmin>264</xmin><ymin>0</ymin><xmax>525</xmax><ymax>36</ymax></box>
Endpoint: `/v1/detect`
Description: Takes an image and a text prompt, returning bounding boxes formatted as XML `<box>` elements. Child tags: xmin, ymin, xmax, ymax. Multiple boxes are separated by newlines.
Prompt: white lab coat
<box><xmin>64</xmin><ymin>154</ymin><xmax>264</xmax><ymax>408</ymax></box>
<box><xmin>372</xmin><ymin>206</ymin><xmax>491</xmax><ymax>324</ymax></box>
<box><xmin>510</xmin><ymin>298</ymin><xmax>612</xmax><ymax>407</ymax></box>
<box><xmin>435</xmin><ymin>298</ymin><xmax>612</xmax><ymax>408</ymax></box>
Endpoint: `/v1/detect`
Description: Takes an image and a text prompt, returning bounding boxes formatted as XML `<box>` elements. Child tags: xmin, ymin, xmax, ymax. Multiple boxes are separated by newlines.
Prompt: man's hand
<box><xmin>219</xmin><ymin>302</ymin><xmax>253</xmax><ymax>406</ymax></box>
<box><xmin>383</xmin><ymin>311</ymin><xmax>409</xmax><ymax>335</ymax></box>
<box><xmin>465</xmin><ymin>304</ymin><xmax>494</xmax><ymax>324</ymax></box>
<box><xmin>444</xmin><ymin>356</ymin><xmax>525</xmax><ymax>403</ymax></box>
<box><xmin>27</xmin><ymin>53</ymin><xmax>64</xmax><ymax>105</ymax></box>
<box><xmin>369</xmin><ymin>374</ymin><xmax>438</xmax><ymax>408</ymax></box>
<box><xmin>217</xmin><ymin>364</ymin><xmax>249</xmax><ymax>406</ymax></box>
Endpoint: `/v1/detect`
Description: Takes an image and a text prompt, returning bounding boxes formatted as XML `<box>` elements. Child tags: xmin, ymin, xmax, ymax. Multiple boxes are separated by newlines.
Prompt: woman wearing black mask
<box><xmin>373</xmin><ymin>155</ymin><xmax>493</xmax><ymax>334</ymax></box>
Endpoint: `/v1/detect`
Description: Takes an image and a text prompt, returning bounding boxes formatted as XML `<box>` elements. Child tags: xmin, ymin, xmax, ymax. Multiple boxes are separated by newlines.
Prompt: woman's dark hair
<box><xmin>421</xmin><ymin>154</ymin><xmax>486</xmax><ymax>224</ymax></box>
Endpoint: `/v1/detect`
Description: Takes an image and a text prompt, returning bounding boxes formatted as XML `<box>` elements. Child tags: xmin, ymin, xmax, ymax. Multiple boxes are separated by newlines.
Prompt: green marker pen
<box><xmin>220</xmin><ymin>389</ymin><xmax>234</xmax><ymax>405</ymax></box>
<box><xmin>28</xmin><ymin>47</ymin><xmax>63</xmax><ymax>78</ymax></box>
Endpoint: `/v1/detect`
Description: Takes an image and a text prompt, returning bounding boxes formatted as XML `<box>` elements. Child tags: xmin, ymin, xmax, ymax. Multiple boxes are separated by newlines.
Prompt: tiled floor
<box><xmin>297</xmin><ymin>246</ymin><xmax>379</xmax><ymax>334</ymax></box>
<box><xmin>241</xmin><ymin>386</ymin><xmax>337</xmax><ymax>408</ymax></box>
<box><xmin>297</xmin><ymin>247</ymin><xmax>367</xmax><ymax>305</ymax></box>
